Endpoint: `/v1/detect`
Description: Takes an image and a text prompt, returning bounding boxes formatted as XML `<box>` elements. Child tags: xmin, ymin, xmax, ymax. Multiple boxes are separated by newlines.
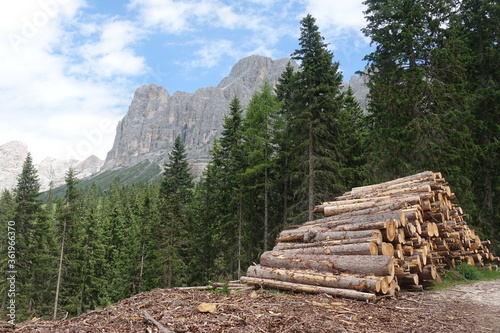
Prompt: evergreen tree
<box><xmin>157</xmin><ymin>136</ymin><xmax>193</xmax><ymax>287</ymax></box>
<box><xmin>242</xmin><ymin>81</ymin><xmax>282</xmax><ymax>252</ymax></box>
<box><xmin>200</xmin><ymin>97</ymin><xmax>246</xmax><ymax>279</ymax></box>
<box><xmin>285</xmin><ymin>14</ymin><xmax>344</xmax><ymax>222</ymax></box>
<box><xmin>53</xmin><ymin>168</ymin><xmax>80</xmax><ymax>319</ymax></box>
<box><xmin>460</xmin><ymin>0</ymin><xmax>500</xmax><ymax>252</ymax></box>
<box><xmin>362</xmin><ymin>0</ymin><xmax>476</xmax><ymax>196</ymax></box>
<box><xmin>0</xmin><ymin>190</ymin><xmax>16</xmax><ymax>313</ymax></box>
<box><xmin>338</xmin><ymin>86</ymin><xmax>368</xmax><ymax>191</ymax></box>
<box><xmin>14</xmin><ymin>153</ymin><xmax>56</xmax><ymax>320</ymax></box>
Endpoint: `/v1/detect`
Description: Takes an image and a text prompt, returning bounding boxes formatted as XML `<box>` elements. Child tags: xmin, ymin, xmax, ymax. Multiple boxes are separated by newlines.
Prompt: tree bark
<box><xmin>246</xmin><ymin>265</ymin><xmax>385</xmax><ymax>293</ymax></box>
<box><xmin>240</xmin><ymin>276</ymin><xmax>376</xmax><ymax>301</ymax></box>
<box><xmin>277</xmin><ymin>228</ymin><xmax>383</xmax><ymax>243</ymax></box>
<box><xmin>274</xmin><ymin>236</ymin><xmax>382</xmax><ymax>250</ymax></box>
<box><xmin>276</xmin><ymin>242</ymin><xmax>379</xmax><ymax>256</ymax></box>
<box><xmin>260</xmin><ymin>251</ymin><xmax>395</xmax><ymax>277</ymax></box>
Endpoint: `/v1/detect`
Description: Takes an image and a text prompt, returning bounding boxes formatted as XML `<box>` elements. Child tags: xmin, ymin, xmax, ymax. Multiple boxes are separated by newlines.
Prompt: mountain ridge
<box><xmin>0</xmin><ymin>55</ymin><xmax>368</xmax><ymax>191</ymax></box>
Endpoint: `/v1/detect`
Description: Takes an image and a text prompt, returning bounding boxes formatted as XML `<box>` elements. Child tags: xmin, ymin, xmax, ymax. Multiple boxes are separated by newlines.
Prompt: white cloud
<box><xmin>71</xmin><ymin>19</ymin><xmax>147</xmax><ymax>77</ymax></box>
<box><xmin>0</xmin><ymin>1</ymin><xmax>140</xmax><ymax>163</ymax></box>
<box><xmin>305</xmin><ymin>0</ymin><xmax>367</xmax><ymax>33</ymax></box>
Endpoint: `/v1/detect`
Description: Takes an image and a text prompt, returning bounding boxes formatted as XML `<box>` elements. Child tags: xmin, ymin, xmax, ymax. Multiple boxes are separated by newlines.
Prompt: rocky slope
<box><xmin>0</xmin><ymin>141</ymin><xmax>29</xmax><ymax>191</ymax></box>
<box><xmin>0</xmin><ymin>141</ymin><xmax>103</xmax><ymax>192</ymax></box>
<box><xmin>102</xmin><ymin>55</ymin><xmax>300</xmax><ymax>174</ymax></box>
<box><xmin>0</xmin><ymin>55</ymin><xmax>369</xmax><ymax>191</ymax></box>
<box><xmin>102</xmin><ymin>55</ymin><xmax>369</xmax><ymax>176</ymax></box>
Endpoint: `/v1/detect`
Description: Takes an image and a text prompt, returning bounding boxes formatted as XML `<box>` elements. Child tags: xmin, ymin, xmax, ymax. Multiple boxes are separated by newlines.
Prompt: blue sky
<box><xmin>0</xmin><ymin>0</ymin><xmax>372</xmax><ymax>163</ymax></box>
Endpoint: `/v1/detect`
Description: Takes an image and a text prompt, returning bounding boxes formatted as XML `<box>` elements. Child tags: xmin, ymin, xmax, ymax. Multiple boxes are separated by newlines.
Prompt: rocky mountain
<box><xmin>0</xmin><ymin>55</ymin><xmax>369</xmax><ymax>192</ymax></box>
<box><xmin>0</xmin><ymin>140</ymin><xmax>103</xmax><ymax>192</ymax></box>
<box><xmin>102</xmin><ymin>55</ymin><xmax>300</xmax><ymax>174</ymax></box>
<box><xmin>0</xmin><ymin>141</ymin><xmax>29</xmax><ymax>191</ymax></box>
<box><xmin>102</xmin><ymin>55</ymin><xmax>369</xmax><ymax>176</ymax></box>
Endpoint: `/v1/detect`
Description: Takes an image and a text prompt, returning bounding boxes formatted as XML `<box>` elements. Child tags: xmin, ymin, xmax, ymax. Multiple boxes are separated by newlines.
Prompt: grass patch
<box><xmin>430</xmin><ymin>263</ymin><xmax>500</xmax><ymax>291</ymax></box>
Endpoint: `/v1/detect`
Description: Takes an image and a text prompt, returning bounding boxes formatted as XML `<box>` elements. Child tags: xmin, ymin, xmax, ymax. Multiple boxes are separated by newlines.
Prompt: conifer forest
<box><xmin>1</xmin><ymin>1</ymin><xmax>499</xmax><ymax>321</ymax></box>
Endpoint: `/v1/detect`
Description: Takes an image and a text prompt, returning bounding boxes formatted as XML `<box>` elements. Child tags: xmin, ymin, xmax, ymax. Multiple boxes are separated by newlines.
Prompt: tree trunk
<box><xmin>246</xmin><ymin>265</ymin><xmax>385</xmax><ymax>293</ymax></box>
<box><xmin>276</xmin><ymin>242</ymin><xmax>378</xmax><ymax>256</ymax></box>
<box><xmin>53</xmin><ymin>219</ymin><xmax>66</xmax><ymax>321</ymax></box>
<box><xmin>240</xmin><ymin>276</ymin><xmax>376</xmax><ymax>301</ymax></box>
<box><xmin>274</xmin><ymin>236</ymin><xmax>382</xmax><ymax>250</ymax></box>
<box><xmin>277</xmin><ymin>228</ymin><xmax>383</xmax><ymax>243</ymax></box>
<box><xmin>260</xmin><ymin>251</ymin><xmax>395</xmax><ymax>277</ymax></box>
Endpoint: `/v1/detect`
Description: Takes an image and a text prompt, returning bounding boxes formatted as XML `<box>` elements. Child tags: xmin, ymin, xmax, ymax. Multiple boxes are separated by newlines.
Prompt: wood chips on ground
<box><xmin>7</xmin><ymin>280</ymin><xmax>500</xmax><ymax>333</ymax></box>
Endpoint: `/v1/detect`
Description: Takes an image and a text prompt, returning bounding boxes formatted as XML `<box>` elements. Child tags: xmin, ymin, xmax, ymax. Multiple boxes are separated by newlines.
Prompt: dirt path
<box><xmin>9</xmin><ymin>280</ymin><xmax>500</xmax><ymax>333</ymax></box>
<box><xmin>425</xmin><ymin>280</ymin><xmax>500</xmax><ymax>332</ymax></box>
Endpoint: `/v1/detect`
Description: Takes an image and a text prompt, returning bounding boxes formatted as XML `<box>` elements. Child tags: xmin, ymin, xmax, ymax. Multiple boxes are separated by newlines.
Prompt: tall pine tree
<box><xmin>282</xmin><ymin>14</ymin><xmax>344</xmax><ymax>222</ymax></box>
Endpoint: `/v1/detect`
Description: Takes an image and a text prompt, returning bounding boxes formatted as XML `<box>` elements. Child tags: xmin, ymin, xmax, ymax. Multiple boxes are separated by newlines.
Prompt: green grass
<box><xmin>430</xmin><ymin>263</ymin><xmax>500</xmax><ymax>291</ymax></box>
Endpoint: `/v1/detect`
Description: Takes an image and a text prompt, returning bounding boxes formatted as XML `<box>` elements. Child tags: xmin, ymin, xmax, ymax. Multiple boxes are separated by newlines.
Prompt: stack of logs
<box><xmin>241</xmin><ymin>171</ymin><xmax>499</xmax><ymax>301</ymax></box>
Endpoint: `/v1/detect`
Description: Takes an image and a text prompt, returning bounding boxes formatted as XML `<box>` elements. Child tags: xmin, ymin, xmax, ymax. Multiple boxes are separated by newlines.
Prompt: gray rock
<box><xmin>0</xmin><ymin>141</ymin><xmax>29</xmax><ymax>191</ymax></box>
<box><xmin>102</xmin><ymin>55</ymin><xmax>301</xmax><ymax>173</ymax></box>
<box><xmin>0</xmin><ymin>140</ymin><xmax>103</xmax><ymax>192</ymax></box>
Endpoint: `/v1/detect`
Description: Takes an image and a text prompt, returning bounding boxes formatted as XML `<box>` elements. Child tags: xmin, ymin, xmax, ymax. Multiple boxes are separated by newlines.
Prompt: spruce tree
<box><xmin>53</xmin><ymin>168</ymin><xmax>80</xmax><ymax>319</ymax></box>
<box><xmin>157</xmin><ymin>136</ymin><xmax>193</xmax><ymax>287</ymax></box>
<box><xmin>285</xmin><ymin>14</ymin><xmax>344</xmax><ymax>222</ymax></box>
<box><xmin>362</xmin><ymin>0</ymin><xmax>476</xmax><ymax>194</ymax></box>
<box><xmin>242</xmin><ymin>81</ymin><xmax>282</xmax><ymax>252</ymax></box>
<box><xmin>460</xmin><ymin>0</ymin><xmax>500</xmax><ymax>252</ymax></box>
<box><xmin>14</xmin><ymin>153</ymin><xmax>56</xmax><ymax>320</ymax></box>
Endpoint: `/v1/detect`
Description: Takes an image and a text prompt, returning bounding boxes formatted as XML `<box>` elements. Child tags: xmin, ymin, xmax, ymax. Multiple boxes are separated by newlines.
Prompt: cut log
<box><xmin>276</xmin><ymin>229</ymin><xmax>383</xmax><ymax>244</ymax></box>
<box><xmin>345</xmin><ymin>171</ymin><xmax>436</xmax><ymax>195</ymax></box>
<box><xmin>378</xmin><ymin>242</ymin><xmax>395</xmax><ymax>256</ymax></box>
<box><xmin>277</xmin><ymin>242</ymin><xmax>379</xmax><ymax>256</ymax></box>
<box><xmin>302</xmin><ymin>210</ymin><xmax>403</xmax><ymax>227</ymax></box>
<box><xmin>245</xmin><ymin>265</ymin><xmax>384</xmax><ymax>293</ymax></box>
<box><xmin>274</xmin><ymin>237</ymin><xmax>382</xmax><ymax>250</ymax></box>
<box><xmin>240</xmin><ymin>276</ymin><xmax>376</xmax><ymax>301</ymax></box>
<box><xmin>259</xmin><ymin>251</ymin><xmax>396</xmax><ymax>278</ymax></box>
<box><xmin>399</xmin><ymin>273</ymin><xmax>419</xmax><ymax>286</ymax></box>
<box><xmin>320</xmin><ymin>194</ymin><xmax>426</xmax><ymax>216</ymax></box>
<box><xmin>419</xmin><ymin>264</ymin><xmax>438</xmax><ymax>281</ymax></box>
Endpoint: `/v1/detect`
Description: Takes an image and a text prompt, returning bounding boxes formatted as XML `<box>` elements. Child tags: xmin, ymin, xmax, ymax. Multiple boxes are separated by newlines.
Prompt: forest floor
<box><xmin>7</xmin><ymin>279</ymin><xmax>500</xmax><ymax>333</ymax></box>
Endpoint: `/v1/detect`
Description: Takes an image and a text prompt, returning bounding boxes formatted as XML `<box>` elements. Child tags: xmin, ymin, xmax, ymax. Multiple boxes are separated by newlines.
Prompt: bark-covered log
<box><xmin>276</xmin><ymin>242</ymin><xmax>379</xmax><ymax>256</ymax></box>
<box><xmin>302</xmin><ymin>210</ymin><xmax>402</xmax><ymax>227</ymax></box>
<box><xmin>345</xmin><ymin>171</ymin><xmax>437</xmax><ymax>196</ymax></box>
<box><xmin>245</xmin><ymin>265</ymin><xmax>385</xmax><ymax>293</ymax></box>
<box><xmin>276</xmin><ymin>229</ymin><xmax>383</xmax><ymax>244</ymax></box>
<box><xmin>419</xmin><ymin>264</ymin><xmax>438</xmax><ymax>281</ymax></box>
<box><xmin>273</xmin><ymin>237</ymin><xmax>382</xmax><ymax>250</ymax></box>
<box><xmin>317</xmin><ymin>193</ymin><xmax>427</xmax><ymax>216</ymax></box>
<box><xmin>240</xmin><ymin>276</ymin><xmax>376</xmax><ymax>301</ymax></box>
<box><xmin>259</xmin><ymin>251</ymin><xmax>396</xmax><ymax>278</ymax></box>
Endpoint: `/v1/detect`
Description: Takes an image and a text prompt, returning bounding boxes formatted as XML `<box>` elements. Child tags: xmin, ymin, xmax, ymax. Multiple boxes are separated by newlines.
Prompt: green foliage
<box><xmin>3</xmin><ymin>9</ymin><xmax>498</xmax><ymax>323</ymax></box>
<box><xmin>281</xmin><ymin>14</ymin><xmax>345</xmax><ymax>223</ymax></box>
<box><xmin>433</xmin><ymin>265</ymin><xmax>500</xmax><ymax>291</ymax></box>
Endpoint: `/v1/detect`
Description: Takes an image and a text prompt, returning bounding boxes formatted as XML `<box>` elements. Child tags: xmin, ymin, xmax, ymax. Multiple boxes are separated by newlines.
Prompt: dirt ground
<box><xmin>6</xmin><ymin>280</ymin><xmax>500</xmax><ymax>333</ymax></box>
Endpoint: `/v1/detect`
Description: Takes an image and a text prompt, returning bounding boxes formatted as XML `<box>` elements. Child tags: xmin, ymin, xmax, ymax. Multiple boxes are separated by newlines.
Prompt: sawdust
<box><xmin>7</xmin><ymin>280</ymin><xmax>500</xmax><ymax>333</ymax></box>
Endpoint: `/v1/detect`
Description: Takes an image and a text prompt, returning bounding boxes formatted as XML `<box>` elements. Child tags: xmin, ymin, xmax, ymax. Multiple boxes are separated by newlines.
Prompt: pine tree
<box><xmin>362</xmin><ymin>0</ymin><xmax>476</xmax><ymax>193</ymax></box>
<box><xmin>53</xmin><ymin>168</ymin><xmax>80</xmax><ymax>319</ymax></box>
<box><xmin>242</xmin><ymin>81</ymin><xmax>282</xmax><ymax>252</ymax></box>
<box><xmin>460</xmin><ymin>0</ymin><xmax>500</xmax><ymax>252</ymax></box>
<box><xmin>157</xmin><ymin>136</ymin><xmax>193</xmax><ymax>287</ymax></box>
<box><xmin>285</xmin><ymin>14</ymin><xmax>344</xmax><ymax>222</ymax></box>
<box><xmin>14</xmin><ymin>153</ymin><xmax>57</xmax><ymax>320</ymax></box>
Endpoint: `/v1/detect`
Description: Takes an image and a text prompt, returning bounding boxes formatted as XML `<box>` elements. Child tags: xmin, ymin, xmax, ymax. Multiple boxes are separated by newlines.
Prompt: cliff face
<box><xmin>102</xmin><ymin>55</ymin><xmax>299</xmax><ymax>173</ymax></box>
<box><xmin>0</xmin><ymin>140</ymin><xmax>103</xmax><ymax>192</ymax></box>
<box><xmin>0</xmin><ymin>141</ymin><xmax>29</xmax><ymax>191</ymax></box>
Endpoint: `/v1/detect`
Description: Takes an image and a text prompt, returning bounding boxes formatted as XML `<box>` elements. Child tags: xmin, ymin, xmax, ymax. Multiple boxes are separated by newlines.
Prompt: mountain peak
<box><xmin>102</xmin><ymin>55</ymin><xmax>298</xmax><ymax>172</ymax></box>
